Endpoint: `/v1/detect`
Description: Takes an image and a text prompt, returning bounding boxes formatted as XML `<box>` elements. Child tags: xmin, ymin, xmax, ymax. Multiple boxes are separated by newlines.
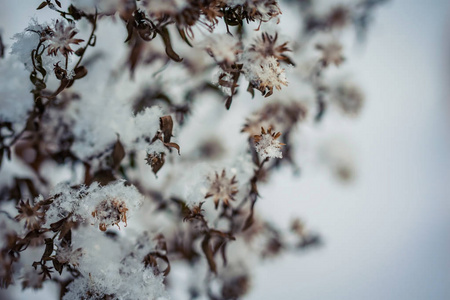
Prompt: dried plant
<box><xmin>0</xmin><ymin>0</ymin><xmax>386</xmax><ymax>299</ymax></box>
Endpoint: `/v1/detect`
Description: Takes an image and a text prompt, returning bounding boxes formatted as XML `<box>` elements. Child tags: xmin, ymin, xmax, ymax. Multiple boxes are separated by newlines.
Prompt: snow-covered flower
<box><xmin>91</xmin><ymin>198</ymin><xmax>129</xmax><ymax>231</ymax></box>
<box><xmin>244</xmin><ymin>56</ymin><xmax>288</xmax><ymax>97</ymax></box>
<box><xmin>46</xmin><ymin>20</ymin><xmax>84</xmax><ymax>57</ymax></box>
<box><xmin>253</xmin><ymin>127</ymin><xmax>284</xmax><ymax>159</ymax></box>
<box><xmin>202</xmin><ymin>34</ymin><xmax>242</xmax><ymax>66</ymax></box>
<box><xmin>44</xmin><ymin>180</ymin><xmax>143</xmax><ymax>229</ymax></box>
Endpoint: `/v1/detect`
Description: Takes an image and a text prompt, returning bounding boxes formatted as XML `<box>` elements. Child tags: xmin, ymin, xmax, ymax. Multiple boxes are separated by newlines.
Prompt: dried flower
<box><xmin>221</xmin><ymin>274</ymin><xmax>251</xmax><ymax>299</ymax></box>
<box><xmin>253</xmin><ymin>127</ymin><xmax>285</xmax><ymax>159</ymax></box>
<box><xmin>316</xmin><ymin>40</ymin><xmax>344</xmax><ymax>67</ymax></box>
<box><xmin>183</xmin><ymin>201</ymin><xmax>205</xmax><ymax>222</ymax></box>
<box><xmin>327</xmin><ymin>6</ymin><xmax>350</xmax><ymax>29</ymax></box>
<box><xmin>15</xmin><ymin>199</ymin><xmax>45</xmax><ymax>231</ymax></box>
<box><xmin>205</xmin><ymin>170</ymin><xmax>238</xmax><ymax>209</ymax></box>
<box><xmin>47</xmin><ymin>20</ymin><xmax>84</xmax><ymax>57</ymax></box>
<box><xmin>244</xmin><ymin>56</ymin><xmax>288</xmax><ymax>97</ymax></box>
<box><xmin>242</xmin><ymin>102</ymin><xmax>307</xmax><ymax>136</ymax></box>
<box><xmin>203</xmin><ymin>34</ymin><xmax>242</xmax><ymax>66</ymax></box>
<box><xmin>91</xmin><ymin>198</ymin><xmax>129</xmax><ymax>231</ymax></box>
<box><xmin>20</xmin><ymin>266</ymin><xmax>45</xmax><ymax>290</ymax></box>
<box><xmin>56</xmin><ymin>246</ymin><xmax>83</xmax><ymax>267</ymax></box>
<box><xmin>333</xmin><ymin>81</ymin><xmax>364</xmax><ymax>116</ymax></box>
<box><xmin>249</xmin><ymin>32</ymin><xmax>293</xmax><ymax>64</ymax></box>
<box><xmin>290</xmin><ymin>218</ymin><xmax>306</xmax><ymax>237</ymax></box>
<box><xmin>243</xmin><ymin>0</ymin><xmax>282</xmax><ymax>23</ymax></box>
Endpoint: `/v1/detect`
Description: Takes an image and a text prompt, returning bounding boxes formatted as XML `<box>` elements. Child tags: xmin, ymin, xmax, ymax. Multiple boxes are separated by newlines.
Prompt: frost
<box><xmin>45</xmin><ymin>180</ymin><xmax>143</xmax><ymax>230</ymax></box>
<box><xmin>242</xmin><ymin>55</ymin><xmax>288</xmax><ymax>95</ymax></box>
<box><xmin>68</xmin><ymin>97</ymin><xmax>162</xmax><ymax>160</ymax></box>
<box><xmin>254</xmin><ymin>128</ymin><xmax>284</xmax><ymax>159</ymax></box>
<box><xmin>201</xmin><ymin>34</ymin><xmax>241</xmax><ymax>65</ymax></box>
<box><xmin>62</xmin><ymin>227</ymin><xmax>168</xmax><ymax>300</ymax></box>
<box><xmin>146</xmin><ymin>139</ymin><xmax>168</xmax><ymax>156</ymax></box>
<box><xmin>11</xmin><ymin>18</ymin><xmax>71</xmax><ymax>73</ymax></box>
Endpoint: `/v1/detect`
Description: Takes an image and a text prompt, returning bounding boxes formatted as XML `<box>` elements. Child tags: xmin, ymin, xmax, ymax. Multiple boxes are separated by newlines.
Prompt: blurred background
<box><xmin>250</xmin><ymin>0</ymin><xmax>450</xmax><ymax>299</ymax></box>
<box><xmin>1</xmin><ymin>0</ymin><xmax>450</xmax><ymax>299</ymax></box>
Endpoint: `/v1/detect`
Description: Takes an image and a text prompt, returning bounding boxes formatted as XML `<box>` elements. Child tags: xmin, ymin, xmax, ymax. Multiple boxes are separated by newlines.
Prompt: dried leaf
<box><xmin>178</xmin><ymin>28</ymin><xmax>193</xmax><ymax>47</ymax></box>
<box><xmin>159</xmin><ymin>116</ymin><xmax>173</xmax><ymax>143</ymax></box>
<box><xmin>158</xmin><ymin>27</ymin><xmax>183</xmax><ymax>62</ymax></box>
<box><xmin>124</xmin><ymin>19</ymin><xmax>135</xmax><ymax>43</ymax></box>
<box><xmin>74</xmin><ymin>47</ymin><xmax>85</xmax><ymax>56</ymax></box>
<box><xmin>42</xmin><ymin>238</ymin><xmax>54</xmax><ymax>260</ymax></box>
<box><xmin>164</xmin><ymin>142</ymin><xmax>180</xmax><ymax>155</ymax></box>
<box><xmin>52</xmin><ymin>259</ymin><xmax>63</xmax><ymax>274</ymax></box>
<box><xmin>201</xmin><ymin>235</ymin><xmax>216</xmax><ymax>274</ymax></box>
<box><xmin>48</xmin><ymin>78</ymin><xmax>71</xmax><ymax>100</ymax></box>
<box><xmin>73</xmin><ymin>66</ymin><xmax>88</xmax><ymax>80</ymax></box>
<box><xmin>90</xmin><ymin>169</ymin><xmax>116</xmax><ymax>185</ymax></box>
<box><xmin>112</xmin><ymin>136</ymin><xmax>125</xmax><ymax>168</ymax></box>
<box><xmin>146</xmin><ymin>153</ymin><xmax>165</xmax><ymax>175</ymax></box>
<box><xmin>127</xmin><ymin>38</ymin><xmax>145</xmax><ymax>76</ymax></box>
<box><xmin>37</xmin><ymin>1</ymin><xmax>48</xmax><ymax>10</ymax></box>
<box><xmin>225</xmin><ymin>96</ymin><xmax>233</xmax><ymax>110</ymax></box>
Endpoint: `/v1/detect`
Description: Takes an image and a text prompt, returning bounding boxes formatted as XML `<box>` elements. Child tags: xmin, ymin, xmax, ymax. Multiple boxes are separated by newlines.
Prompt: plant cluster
<box><xmin>0</xmin><ymin>0</ymin><xmax>386</xmax><ymax>299</ymax></box>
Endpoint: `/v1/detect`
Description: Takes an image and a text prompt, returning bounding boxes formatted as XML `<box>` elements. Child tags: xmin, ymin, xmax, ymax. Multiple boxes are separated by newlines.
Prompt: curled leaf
<box><xmin>160</xmin><ymin>115</ymin><xmax>174</xmax><ymax>143</ymax></box>
<box><xmin>164</xmin><ymin>142</ymin><xmax>180</xmax><ymax>155</ymax></box>
<box><xmin>157</xmin><ymin>27</ymin><xmax>183</xmax><ymax>62</ymax></box>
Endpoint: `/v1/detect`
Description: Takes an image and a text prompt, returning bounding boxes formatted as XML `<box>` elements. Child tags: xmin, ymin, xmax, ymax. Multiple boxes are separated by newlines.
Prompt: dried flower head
<box><xmin>221</xmin><ymin>274</ymin><xmax>251</xmax><ymax>299</ymax></box>
<box><xmin>244</xmin><ymin>56</ymin><xmax>288</xmax><ymax>97</ymax></box>
<box><xmin>15</xmin><ymin>199</ymin><xmax>45</xmax><ymax>231</ymax></box>
<box><xmin>183</xmin><ymin>201</ymin><xmax>205</xmax><ymax>222</ymax></box>
<box><xmin>203</xmin><ymin>34</ymin><xmax>242</xmax><ymax>66</ymax></box>
<box><xmin>20</xmin><ymin>265</ymin><xmax>45</xmax><ymax>290</ymax></box>
<box><xmin>333</xmin><ymin>81</ymin><xmax>364</xmax><ymax>116</ymax></box>
<box><xmin>242</xmin><ymin>102</ymin><xmax>307</xmax><ymax>136</ymax></box>
<box><xmin>316</xmin><ymin>40</ymin><xmax>344</xmax><ymax>67</ymax></box>
<box><xmin>327</xmin><ymin>5</ymin><xmax>350</xmax><ymax>29</ymax></box>
<box><xmin>56</xmin><ymin>246</ymin><xmax>83</xmax><ymax>267</ymax></box>
<box><xmin>243</xmin><ymin>0</ymin><xmax>282</xmax><ymax>23</ymax></box>
<box><xmin>290</xmin><ymin>218</ymin><xmax>306</xmax><ymax>237</ymax></box>
<box><xmin>249</xmin><ymin>32</ymin><xmax>293</xmax><ymax>64</ymax></box>
<box><xmin>253</xmin><ymin>127</ymin><xmax>285</xmax><ymax>159</ymax></box>
<box><xmin>205</xmin><ymin>170</ymin><xmax>238</xmax><ymax>209</ymax></box>
<box><xmin>146</xmin><ymin>152</ymin><xmax>165</xmax><ymax>175</ymax></box>
<box><xmin>46</xmin><ymin>20</ymin><xmax>84</xmax><ymax>57</ymax></box>
<box><xmin>91</xmin><ymin>198</ymin><xmax>129</xmax><ymax>231</ymax></box>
